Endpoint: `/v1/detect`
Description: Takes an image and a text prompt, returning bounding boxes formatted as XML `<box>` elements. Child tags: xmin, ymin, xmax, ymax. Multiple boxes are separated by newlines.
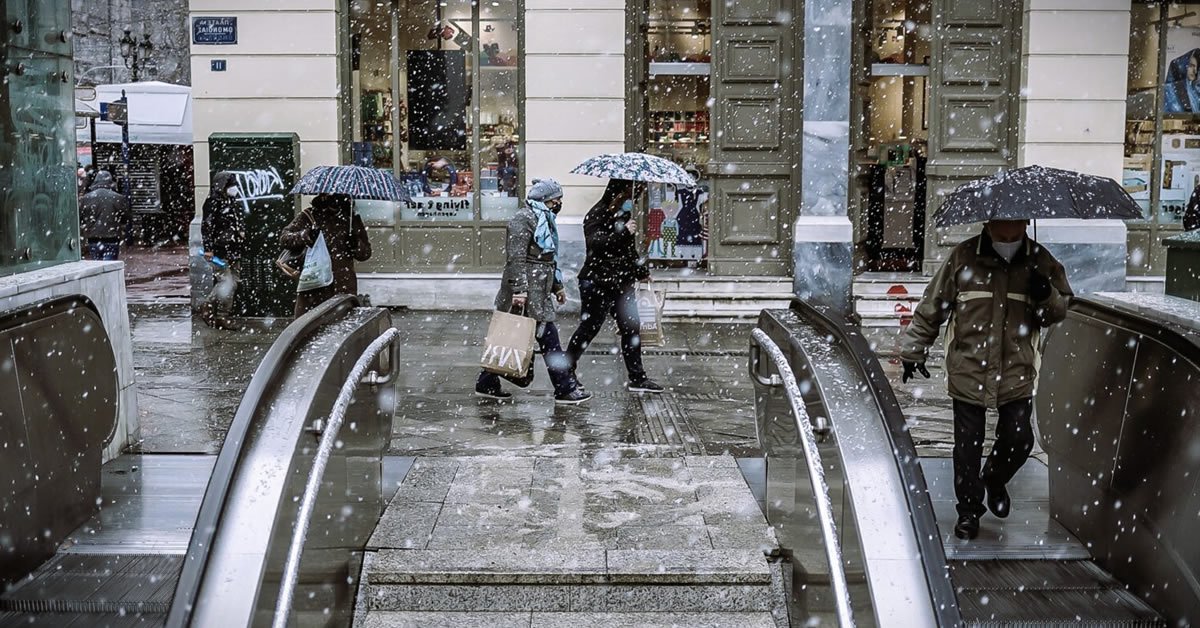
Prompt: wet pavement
<box><xmin>132</xmin><ymin>305</ymin><xmax>1012</xmax><ymax>461</ymax></box>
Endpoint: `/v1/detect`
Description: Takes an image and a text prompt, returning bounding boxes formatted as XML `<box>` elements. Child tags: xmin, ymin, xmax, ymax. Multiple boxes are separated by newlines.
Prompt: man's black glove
<box><xmin>902</xmin><ymin>361</ymin><xmax>931</xmax><ymax>383</ymax></box>
<box><xmin>1030</xmin><ymin>272</ymin><xmax>1053</xmax><ymax>302</ymax></box>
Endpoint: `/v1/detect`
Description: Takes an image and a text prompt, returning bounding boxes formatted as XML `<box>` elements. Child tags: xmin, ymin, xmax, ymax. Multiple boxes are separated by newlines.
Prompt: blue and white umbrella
<box><xmin>289</xmin><ymin>165</ymin><xmax>411</xmax><ymax>201</ymax></box>
<box><xmin>571</xmin><ymin>152</ymin><xmax>695</xmax><ymax>186</ymax></box>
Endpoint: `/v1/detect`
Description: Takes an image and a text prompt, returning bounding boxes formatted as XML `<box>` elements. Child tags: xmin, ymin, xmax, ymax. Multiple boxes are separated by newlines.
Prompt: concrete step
<box><xmin>358</xmin><ymin>611</ymin><xmax>778</xmax><ymax>627</ymax></box>
<box><xmin>363</xmin><ymin>549</ymin><xmax>775</xmax><ymax>614</ymax></box>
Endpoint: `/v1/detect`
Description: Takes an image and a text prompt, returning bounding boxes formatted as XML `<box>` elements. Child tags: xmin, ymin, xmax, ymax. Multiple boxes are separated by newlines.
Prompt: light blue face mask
<box><xmin>620</xmin><ymin>199</ymin><xmax>634</xmax><ymax>213</ymax></box>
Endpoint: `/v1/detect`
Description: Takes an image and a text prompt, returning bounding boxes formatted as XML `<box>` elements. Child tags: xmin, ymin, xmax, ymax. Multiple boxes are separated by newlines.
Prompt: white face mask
<box><xmin>992</xmin><ymin>239</ymin><xmax>1022</xmax><ymax>262</ymax></box>
<box><xmin>226</xmin><ymin>186</ymin><xmax>239</xmax><ymax>198</ymax></box>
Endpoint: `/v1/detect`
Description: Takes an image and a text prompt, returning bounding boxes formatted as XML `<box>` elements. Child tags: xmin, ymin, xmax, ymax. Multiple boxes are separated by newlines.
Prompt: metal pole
<box><xmin>120</xmin><ymin>90</ymin><xmax>132</xmax><ymax>244</ymax></box>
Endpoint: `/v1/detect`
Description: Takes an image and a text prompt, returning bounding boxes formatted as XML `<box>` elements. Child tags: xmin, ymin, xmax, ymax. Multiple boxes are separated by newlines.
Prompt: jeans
<box><xmin>953</xmin><ymin>398</ymin><xmax>1035</xmax><ymax>517</ymax></box>
<box><xmin>566</xmin><ymin>280</ymin><xmax>647</xmax><ymax>383</ymax></box>
<box><xmin>478</xmin><ymin>321</ymin><xmax>577</xmax><ymax>396</ymax></box>
<box><xmin>85</xmin><ymin>240</ymin><xmax>120</xmax><ymax>260</ymax></box>
<box><xmin>206</xmin><ymin>261</ymin><xmax>240</xmax><ymax>316</ymax></box>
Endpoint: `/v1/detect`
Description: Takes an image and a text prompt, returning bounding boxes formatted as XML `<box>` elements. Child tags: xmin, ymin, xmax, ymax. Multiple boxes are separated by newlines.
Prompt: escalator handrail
<box><xmin>271</xmin><ymin>327</ymin><xmax>399</xmax><ymax>628</ymax></box>
<box><xmin>1069</xmin><ymin>296</ymin><xmax>1200</xmax><ymax>365</ymax></box>
<box><xmin>751</xmin><ymin>328</ymin><xmax>855</xmax><ymax>627</ymax></box>
<box><xmin>786</xmin><ymin>299</ymin><xmax>962</xmax><ymax>627</ymax></box>
<box><xmin>167</xmin><ymin>295</ymin><xmax>361</xmax><ymax>628</ymax></box>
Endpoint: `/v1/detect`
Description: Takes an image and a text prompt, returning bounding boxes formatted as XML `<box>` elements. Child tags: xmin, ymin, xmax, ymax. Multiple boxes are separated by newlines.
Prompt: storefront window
<box><xmin>0</xmin><ymin>1</ymin><xmax>80</xmax><ymax>276</ymax></box>
<box><xmin>350</xmin><ymin>0</ymin><xmax>524</xmax><ymax>271</ymax></box>
<box><xmin>1125</xmin><ymin>2</ymin><xmax>1200</xmax><ymax>272</ymax></box>
<box><xmin>643</xmin><ymin>0</ymin><xmax>711</xmax><ymax>267</ymax></box>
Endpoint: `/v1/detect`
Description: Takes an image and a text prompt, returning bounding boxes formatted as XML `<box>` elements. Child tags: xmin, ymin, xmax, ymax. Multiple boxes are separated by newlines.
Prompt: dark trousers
<box><xmin>566</xmin><ymin>280</ymin><xmax>646</xmax><ymax>383</ymax></box>
<box><xmin>953</xmin><ymin>398</ymin><xmax>1035</xmax><ymax>517</ymax></box>
<box><xmin>478</xmin><ymin>321</ymin><xmax>576</xmax><ymax>396</ymax></box>
<box><xmin>85</xmin><ymin>239</ymin><xmax>121</xmax><ymax>260</ymax></box>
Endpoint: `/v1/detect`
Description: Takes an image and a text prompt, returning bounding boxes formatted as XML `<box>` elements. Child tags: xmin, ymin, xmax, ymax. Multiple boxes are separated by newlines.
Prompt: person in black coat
<box><xmin>565</xmin><ymin>178</ymin><xmax>664</xmax><ymax>393</ymax></box>
<box><xmin>200</xmin><ymin>171</ymin><xmax>246</xmax><ymax>330</ymax></box>
<box><xmin>79</xmin><ymin>170</ymin><xmax>130</xmax><ymax>260</ymax></box>
<box><xmin>1186</xmin><ymin>183</ymin><xmax>1200</xmax><ymax>231</ymax></box>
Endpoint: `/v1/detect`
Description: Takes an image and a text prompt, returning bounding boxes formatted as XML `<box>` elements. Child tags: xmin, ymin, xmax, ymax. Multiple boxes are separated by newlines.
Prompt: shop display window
<box><xmin>644</xmin><ymin>0</ymin><xmax>711</xmax><ymax>267</ymax></box>
<box><xmin>350</xmin><ymin>0</ymin><xmax>523</xmax><ymax>227</ymax></box>
<box><xmin>1124</xmin><ymin>3</ymin><xmax>1200</xmax><ymax>228</ymax></box>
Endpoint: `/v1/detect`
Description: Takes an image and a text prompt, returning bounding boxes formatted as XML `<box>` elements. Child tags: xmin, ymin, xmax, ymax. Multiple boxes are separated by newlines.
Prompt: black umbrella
<box><xmin>933</xmin><ymin>165</ymin><xmax>1143</xmax><ymax>227</ymax></box>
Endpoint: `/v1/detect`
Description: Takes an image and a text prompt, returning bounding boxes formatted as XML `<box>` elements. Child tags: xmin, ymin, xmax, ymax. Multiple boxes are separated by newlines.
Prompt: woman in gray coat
<box><xmin>476</xmin><ymin>178</ymin><xmax>590</xmax><ymax>404</ymax></box>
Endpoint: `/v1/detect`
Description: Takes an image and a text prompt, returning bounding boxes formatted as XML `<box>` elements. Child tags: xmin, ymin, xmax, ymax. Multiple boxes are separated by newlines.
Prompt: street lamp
<box><xmin>118</xmin><ymin>29</ymin><xmax>153</xmax><ymax>82</ymax></box>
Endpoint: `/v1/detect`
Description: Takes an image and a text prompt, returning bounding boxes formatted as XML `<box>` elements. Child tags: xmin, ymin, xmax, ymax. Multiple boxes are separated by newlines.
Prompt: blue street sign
<box><xmin>193</xmin><ymin>17</ymin><xmax>237</xmax><ymax>45</ymax></box>
<box><xmin>211</xmin><ymin>59</ymin><xmax>227</xmax><ymax>72</ymax></box>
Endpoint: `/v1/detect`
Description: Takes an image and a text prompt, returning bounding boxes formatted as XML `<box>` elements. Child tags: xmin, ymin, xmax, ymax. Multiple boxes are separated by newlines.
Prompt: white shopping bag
<box><xmin>636</xmin><ymin>284</ymin><xmax>666</xmax><ymax>347</ymax></box>
<box><xmin>296</xmin><ymin>232</ymin><xmax>334</xmax><ymax>293</ymax></box>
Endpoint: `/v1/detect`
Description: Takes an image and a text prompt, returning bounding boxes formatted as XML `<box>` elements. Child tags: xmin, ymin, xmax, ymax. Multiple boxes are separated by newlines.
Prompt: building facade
<box><xmin>188</xmin><ymin>0</ymin><xmax>1163</xmax><ymax>309</ymax></box>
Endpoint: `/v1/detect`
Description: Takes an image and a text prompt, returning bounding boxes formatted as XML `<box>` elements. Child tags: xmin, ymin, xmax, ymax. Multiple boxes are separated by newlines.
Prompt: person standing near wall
<box><xmin>279</xmin><ymin>193</ymin><xmax>372</xmax><ymax>317</ymax></box>
<box><xmin>200</xmin><ymin>171</ymin><xmax>245</xmax><ymax>331</ymax></box>
<box><xmin>1185</xmin><ymin>182</ymin><xmax>1200</xmax><ymax>231</ymax></box>
<box><xmin>900</xmin><ymin>219</ymin><xmax>1073</xmax><ymax>541</ymax></box>
<box><xmin>79</xmin><ymin>170</ymin><xmax>130</xmax><ymax>260</ymax></box>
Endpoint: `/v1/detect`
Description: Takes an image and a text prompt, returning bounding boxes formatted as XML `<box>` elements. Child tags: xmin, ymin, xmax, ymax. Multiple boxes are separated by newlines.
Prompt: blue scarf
<box><xmin>529</xmin><ymin>200</ymin><xmax>563</xmax><ymax>284</ymax></box>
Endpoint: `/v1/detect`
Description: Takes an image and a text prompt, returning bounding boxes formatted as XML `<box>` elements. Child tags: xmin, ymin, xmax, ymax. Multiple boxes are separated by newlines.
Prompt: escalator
<box><xmin>0</xmin><ymin>295</ymin><xmax>399</xmax><ymax>627</ymax></box>
<box><xmin>751</xmin><ymin>297</ymin><xmax>1197</xmax><ymax>627</ymax></box>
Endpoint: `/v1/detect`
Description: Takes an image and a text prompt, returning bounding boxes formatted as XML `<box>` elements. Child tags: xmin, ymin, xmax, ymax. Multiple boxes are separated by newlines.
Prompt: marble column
<box><xmin>797</xmin><ymin>0</ymin><xmax>854</xmax><ymax>316</ymax></box>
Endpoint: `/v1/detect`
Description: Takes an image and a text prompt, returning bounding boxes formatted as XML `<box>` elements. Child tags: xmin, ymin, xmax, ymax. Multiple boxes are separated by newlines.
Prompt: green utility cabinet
<box><xmin>1164</xmin><ymin>230</ymin><xmax>1200</xmax><ymax>302</ymax></box>
<box><xmin>209</xmin><ymin>133</ymin><xmax>300</xmax><ymax>317</ymax></box>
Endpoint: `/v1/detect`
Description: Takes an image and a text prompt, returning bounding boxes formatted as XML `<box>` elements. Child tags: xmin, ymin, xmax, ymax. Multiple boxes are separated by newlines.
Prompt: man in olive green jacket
<box><xmin>901</xmin><ymin>219</ymin><xmax>1072</xmax><ymax>540</ymax></box>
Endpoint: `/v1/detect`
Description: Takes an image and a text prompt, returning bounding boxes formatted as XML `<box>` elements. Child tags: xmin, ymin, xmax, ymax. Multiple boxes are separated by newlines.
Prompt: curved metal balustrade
<box><xmin>750</xmin><ymin>300</ymin><xmax>960</xmax><ymax>627</ymax></box>
<box><xmin>168</xmin><ymin>295</ymin><xmax>398</xmax><ymax>627</ymax></box>
<box><xmin>0</xmin><ymin>295</ymin><xmax>119</xmax><ymax>586</ymax></box>
<box><xmin>1038</xmin><ymin>297</ymin><xmax>1200</xmax><ymax>626</ymax></box>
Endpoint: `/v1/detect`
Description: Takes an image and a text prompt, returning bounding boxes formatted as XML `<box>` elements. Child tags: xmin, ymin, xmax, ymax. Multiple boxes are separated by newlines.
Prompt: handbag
<box><xmin>276</xmin><ymin>210</ymin><xmax>315</xmax><ymax>279</ymax></box>
<box><xmin>480</xmin><ymin>305</ymin><xmax>537</xmax><ymax>378</ymax></box>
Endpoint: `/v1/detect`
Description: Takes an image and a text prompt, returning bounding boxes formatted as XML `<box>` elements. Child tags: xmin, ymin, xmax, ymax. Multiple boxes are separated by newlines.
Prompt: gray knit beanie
<box><xmin>528</xmin><ymin>178</ymin><xmax>564</xmax><ymax>202</ymax></box>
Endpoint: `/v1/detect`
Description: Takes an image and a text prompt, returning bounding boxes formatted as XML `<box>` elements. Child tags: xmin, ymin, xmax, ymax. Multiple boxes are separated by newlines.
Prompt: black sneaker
<box><xmin>628</xmin><ymin>379</ymin><xmax>664</xmax><ymax>393</ymax></box>
<box><xmin>475</xmin><ymin>385</ymin><xmax>512</xmax><ymax>400</ymax></box>
<box><xmin>555</xmin><ymin>389</ymin><xmax>592</xmax><ymax>405</ymax></box>
<box><xmin>954</xmin><ymin>514</ymin><xmax>980</xmax><ymax>540</ymax></box>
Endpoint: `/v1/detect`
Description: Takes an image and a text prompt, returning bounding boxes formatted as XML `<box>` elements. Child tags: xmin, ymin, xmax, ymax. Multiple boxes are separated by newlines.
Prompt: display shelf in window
<box><xmin>649</xmin><ymin>62</ymin><xmax>711</xmax><ymax>77</ymax></box>
<box><xmin>870</xmin><ymin>63</ymin><xmax>929</xmax><ymax>77</ymax></box>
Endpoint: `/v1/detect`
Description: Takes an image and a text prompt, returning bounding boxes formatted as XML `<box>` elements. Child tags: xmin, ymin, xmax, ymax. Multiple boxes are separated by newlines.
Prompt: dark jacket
<box><xmin>578</xmin><ymin>200</ymin><xmax>650</xmax><ymax>286</ymax></box>
<box><xmin>79</xmin><ymin>171</ymin><xmax>130</xmax><ymax>241</ymax></box>
<box><xmin>279</xmin><ymin>199</ymin><xmax>372</xmax><ymax>317</ymax></box>
<box><xmin>202</xmin><ymin>172</ymin><xmax>246</xmax><ymax>263</ymax></box>
<box><xmin>901</xmin><ymin>230</ymin><xmax>1073</xmax><ymax>408</ymax></box>
<box><xmin>494</xmin><ymin>204</ymin><xmax>563</xmax><ymax>322</ymax></box>
<box><xmin>1186</xmin><ymin>185</ymin><xmax>1200</xmax><ymax>231</ymax></box>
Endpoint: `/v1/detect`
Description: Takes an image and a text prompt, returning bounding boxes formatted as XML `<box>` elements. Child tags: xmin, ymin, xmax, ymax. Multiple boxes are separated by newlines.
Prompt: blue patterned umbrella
<box><xmin>571</xmin><ymin>152</ymin><xmax>695</xmax><ymax>186</ymax></box>
<box><xmin>289</xmin><ymin>165</ymin><xmax>411</xmax><ymax>201</ymax></box>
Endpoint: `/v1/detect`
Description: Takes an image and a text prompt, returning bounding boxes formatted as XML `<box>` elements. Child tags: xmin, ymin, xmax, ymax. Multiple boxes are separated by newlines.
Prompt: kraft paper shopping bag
<box><xmin>480</xmin><ymin>309</ymin><xmax>537</xmax><ymax>377</ymax></box>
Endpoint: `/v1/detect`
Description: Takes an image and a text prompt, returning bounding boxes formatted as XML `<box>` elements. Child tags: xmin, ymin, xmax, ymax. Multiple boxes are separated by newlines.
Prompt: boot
<box><xmin>199</xmin><ymin>303</ymin><xmax>217</xmax><ymax>327</ymax></box>
<box><xmin>213</xmin><ymin>314</ymin><xmax>243</xmax><ymax>331</ymax></box>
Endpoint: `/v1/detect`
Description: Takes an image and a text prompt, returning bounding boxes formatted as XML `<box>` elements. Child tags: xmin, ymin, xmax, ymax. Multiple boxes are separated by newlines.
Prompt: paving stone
<box><xmin>368</xmin><ymin>502</ymin><xmax>442</xmax><ymax>550</ymax></box>
<box><xmin>687</xmin><ymin>465</ymin><xmax>750</xmax><ymax>487</ymax></box>
<box><xmin>568</xmin><ymin>584</ymin><xmax>773</xmax><ymax>612</ymax></box>
<box><xmin>361</xmin><ymin>612</ymin><xmax>531</xmax><ymax>628</ymax></box>
<box><xmin>437</xmin><ymin>499</ymin><xmax>559</xmax><ymax>528</ymax></box>
<box><xmin>707</xmin><ymin>524</ymin><xmax>779</xmax><ymax>551</ymax></box>
<box><xmin>530</xmin><ymin>612</ymin><xmax>775</xmax><ymax>628</ymax></box>
<box><xmin>583</xmin><ymin>503</ymin><xmax>706</xmax><ymax>530</ymax></box>
<box><xmin>611</xmin><ymin>525</ymin><xmax>712</xmax><ymax>550</ymax></box>
<box><xmin>425</xmin><ymin>525</ymin><xmax>560</xmax><ymax>550</ymax></box>
<box><xmin>685</xmin><ymin>455</ymin><xmax>740</xmax><ymax>469</ymax></box>
<box><xmin>393</xmin><ymin>458</ymin><xmax>460</xmax><ymax>503</ymax></box>
<box><xmin>605</xmin><ymin>550</ymin><xmax>771</xmax><ymax>584</ymax></box>
<box><xmin>696</xmin><ymin>485</ymin><xmax>768</xmax><ymax>525</ymax></box>
<box><xmin>369</xmin><ymin>583</ymin><xmax>571</xmax><ymax>612</ymax></box>
<box><xmin>370</xmin><ymin>549</ymin><xmax>607</xmax><ymax>584</ymax></box>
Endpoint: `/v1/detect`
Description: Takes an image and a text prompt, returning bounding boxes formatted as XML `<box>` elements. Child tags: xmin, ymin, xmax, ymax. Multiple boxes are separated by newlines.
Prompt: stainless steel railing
<box><xmin>271</xmin><ymin>327</ymin><xmax>400</xmax><ymax>628</ymax></box>
<box><xmin>750</xmin><ymin>328</ymin><xmax>855</xmax><ymax>628</ymax></box>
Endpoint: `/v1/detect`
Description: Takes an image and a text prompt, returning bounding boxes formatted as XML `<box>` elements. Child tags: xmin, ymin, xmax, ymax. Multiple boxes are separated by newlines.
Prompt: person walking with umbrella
<box><xmin>280</xmin><ymin>165</ymin><xmax>409</xmax><ymax>317</ymax></box>
<box><xmin>901</xmin><ymin>165</ymin><xmax>1140</xmax><ymax>541</ymax></box>
<box><xmin>564</xmin><ymin>153</ymin><xmax>696</xmax><ymax>393</ymax></box>
<box><xmin>474</xmin><ymin>178</ymin><xmax>590</xmax><ymax>404</ymax></box>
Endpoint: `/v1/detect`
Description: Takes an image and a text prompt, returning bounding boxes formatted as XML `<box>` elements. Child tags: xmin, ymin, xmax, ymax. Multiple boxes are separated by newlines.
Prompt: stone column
<box><xmin>797</xmin><ymin>0</ymin><xmax>854</xmax><ymax>315</ymax></box>
<box><xmin>1018</xmin><ymin>0</ymin><xmax>1131</xmax><ymax>294</ymax></box>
